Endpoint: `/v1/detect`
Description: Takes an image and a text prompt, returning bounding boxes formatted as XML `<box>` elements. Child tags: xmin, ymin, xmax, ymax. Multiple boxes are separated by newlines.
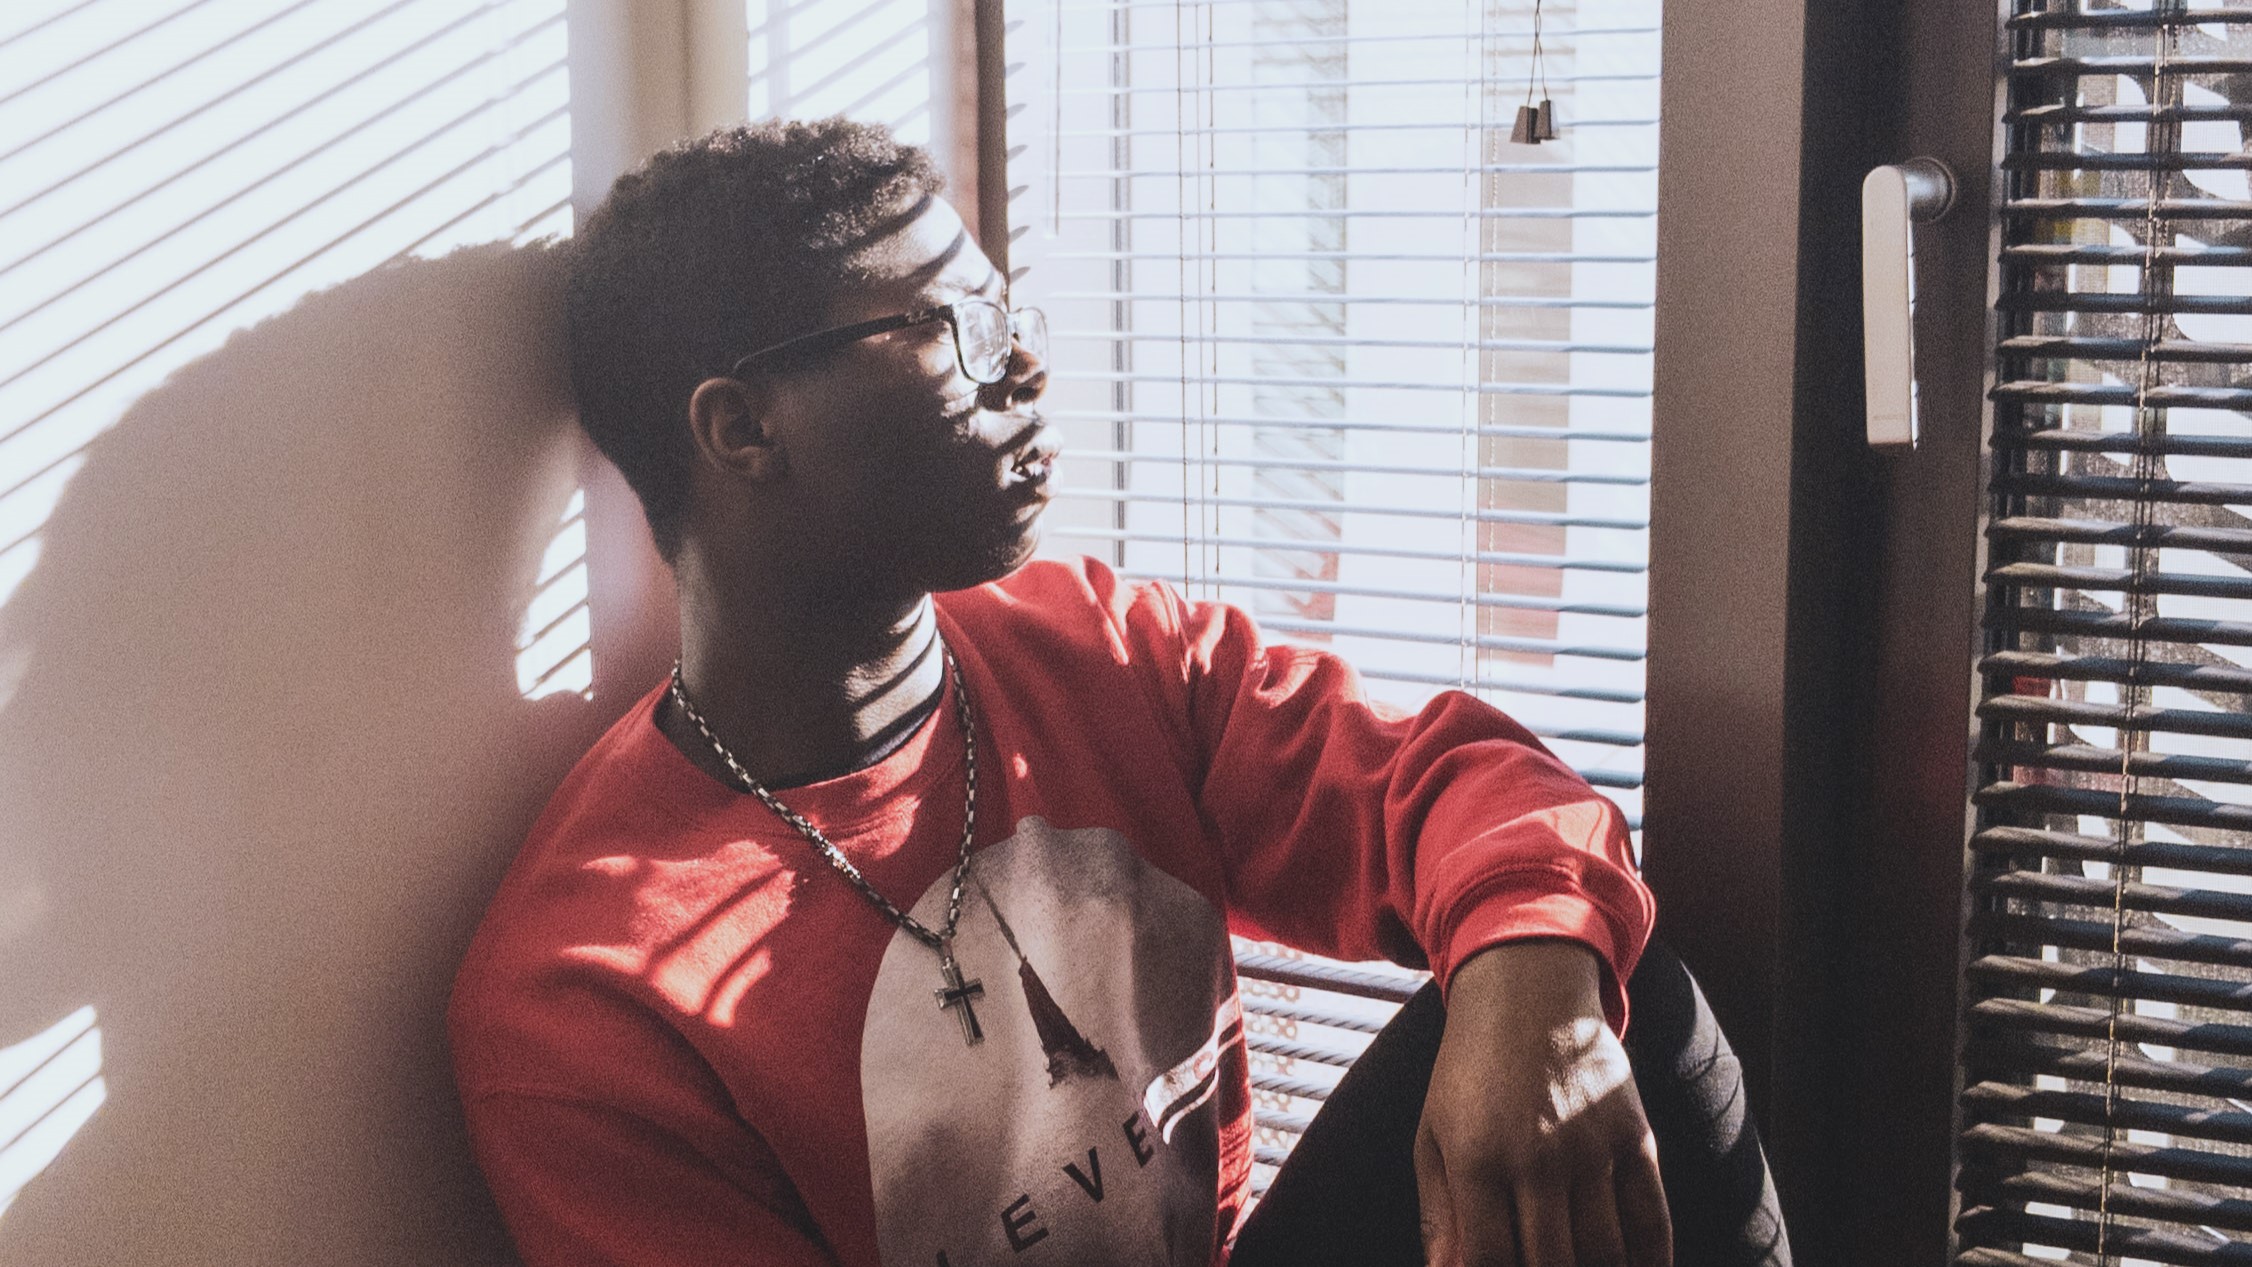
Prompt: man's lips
<box><xmin>1005</xmin><ymin>422</ymin><xmax>1060</xmax><ymax>484</ymax></box>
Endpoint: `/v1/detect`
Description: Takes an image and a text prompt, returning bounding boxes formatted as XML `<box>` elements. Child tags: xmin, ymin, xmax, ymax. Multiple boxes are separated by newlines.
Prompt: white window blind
<box><xmin>1004</xmin><ymin>0</ymin><xmax>1660</xmax><ymax>1188</ymax></box>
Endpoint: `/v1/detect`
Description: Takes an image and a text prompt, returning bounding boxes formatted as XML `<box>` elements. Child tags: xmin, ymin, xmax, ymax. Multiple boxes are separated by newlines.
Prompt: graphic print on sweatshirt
<box><xmin>859</xmin><ymin>817</ymin><xmax>1241</xmax><ymax>1266</ymax></box>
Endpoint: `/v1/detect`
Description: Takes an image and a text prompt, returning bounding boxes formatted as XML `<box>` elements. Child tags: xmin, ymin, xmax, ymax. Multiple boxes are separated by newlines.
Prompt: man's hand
<box><xmin>1415</xmin><ymin>940</ymin><xmax>1671</xmax><ymax>1267</ymax></box>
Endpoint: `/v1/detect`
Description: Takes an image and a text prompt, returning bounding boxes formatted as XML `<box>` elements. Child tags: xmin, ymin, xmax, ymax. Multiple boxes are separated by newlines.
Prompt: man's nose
<box><xmin>985</xmin><ymin>334</ymin><xmax>1047</xmax><ymax>412</ymax></box>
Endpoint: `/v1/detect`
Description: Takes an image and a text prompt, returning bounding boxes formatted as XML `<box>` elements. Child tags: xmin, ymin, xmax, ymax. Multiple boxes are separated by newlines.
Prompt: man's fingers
<box><xmin>1616</xmin><ymin>1132</ymin><xmax>1674</xmax><ymax>1267</ymax></box>
<box><xmin>1444</xmin><ymin>1163</ymin><xmax>1521</xmax><ymax>1267</ymax></box>
<box><xmin>1570</xmin><ymin>1162</ymin><xmax>1629</xmax><ymax>1267</ymax></box>
<box><xmin>1415</xmin><ymin>1125</ymin><xmax>1460</xmax><ymax>1267</ymax></box>
<box><xmin>1515</xmin><ymin>1182</ymin><xmax>1574</xmax><ymax>1267</ymax></box>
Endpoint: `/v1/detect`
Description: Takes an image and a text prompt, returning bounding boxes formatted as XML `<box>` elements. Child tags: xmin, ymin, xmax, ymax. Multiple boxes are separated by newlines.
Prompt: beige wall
<box><xmin>0</xmin><ymin>242</ymin><xmax>603</xmax><ymax>1264</ymax></box>
<box><xmin>0</xmin><ymin>4</ymin><xmax>992</xmax><ymax>1259</ymax></box>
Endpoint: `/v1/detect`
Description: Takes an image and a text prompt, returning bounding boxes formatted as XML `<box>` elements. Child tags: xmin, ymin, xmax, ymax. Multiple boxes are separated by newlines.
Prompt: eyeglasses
<box><xmin>729</xmin><ymin>298</ymin><xmax>1049</xmax><ymax>385</ymax></box>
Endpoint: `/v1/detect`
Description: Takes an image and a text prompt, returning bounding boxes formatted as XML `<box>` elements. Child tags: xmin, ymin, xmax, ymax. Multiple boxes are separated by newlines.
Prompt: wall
<box><xmin>0</xmin><ymin>2</ymin><xmax>990</xmax><ymax>1259</ymax></box>
<box><xmin>0</xmin><ymin>241</ymin><xmax>600</xmax><ymax>1264</ymax></box>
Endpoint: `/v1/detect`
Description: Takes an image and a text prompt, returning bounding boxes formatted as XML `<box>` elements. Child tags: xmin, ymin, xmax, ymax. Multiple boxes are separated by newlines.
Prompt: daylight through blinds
<box><xmin>1960</xmin><ymin>4</ymin><xmax>2252</xmax><ymax>1263</ymax></box>
<box><xmin>0</xmin><ymin>0</ymin><xmax>587</xmax><ymax>703</ymax></box>
<box><xmin>1004</xmin><ymin>0</ymin><xmax>1660</xmax><ymax>1190</ymax></box>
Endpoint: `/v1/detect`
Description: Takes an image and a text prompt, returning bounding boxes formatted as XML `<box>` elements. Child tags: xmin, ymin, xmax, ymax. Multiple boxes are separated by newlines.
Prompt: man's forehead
<box><xmin>843</xmin><ymin>197</ymin><xmax>999</xmax><ymax>306</ymax></box>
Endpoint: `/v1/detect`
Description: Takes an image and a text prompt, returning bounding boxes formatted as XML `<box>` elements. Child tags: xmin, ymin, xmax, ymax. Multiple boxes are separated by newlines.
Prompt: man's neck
<box><xmin>665</xmin><ymin>567</ymin><xmax>949</xmax><ymax>792</ymax></box>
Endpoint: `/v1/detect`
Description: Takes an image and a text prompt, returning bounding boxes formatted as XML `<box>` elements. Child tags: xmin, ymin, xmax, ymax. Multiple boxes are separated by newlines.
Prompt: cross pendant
<box><xmin>934</xmin><ymin>954</ymin><xmax>986</xmax><ymax>1046</ymax></box>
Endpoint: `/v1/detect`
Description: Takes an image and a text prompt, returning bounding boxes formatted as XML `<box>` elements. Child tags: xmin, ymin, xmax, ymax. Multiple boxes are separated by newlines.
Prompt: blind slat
<box><xmin>1059</xmin><ymin>163</ymin><xmax>1656</xmax><ymax>179</ymax></box>
<box><xmin>1060</xmin><ymin>368</ymin><xmax>1654</xmax><ymax>397</ymax></box>
<box><xmin>1044</xmin><ymin>407</ymin><xmax>1652</xmax><ymax>443</ymax></box>
<box><xmin>1995</xmin><ymin>427</ymin><xmax>2252</xmax><ymax>458</ymax></box>
<box><xmin>1959</xmin><ymin>1170</ymin><xmax>2252</xmax><ymax>1241</ymax></box>
<box><xmin>1975</xmin><ymin>870</ymin><xmax>2252</xmax><ymax>927</ymax></box>
<box><xmin>1241</xmin><ymin>997</ymin><xmax>1387</xmax><ymax>1035</ymax></box>
<box><xmin>1967</xmin><ymin>930</ymin><xmax>2252</xmax><ymax>992</ymax></box>
<box><xmin>2002</xmin><ymin>246</ymin><xmax>2252</xmax><ymax>267</ymax></box>
<box><xmin>1055</xmin><ymin>21</ymin><xmax>1657</xmax><ymax>48</ymax></box>
<box><xmin>1244</xmin><ymin>1029</ymin><xmax>1367</xmax><ymax>1070</ymax></box>
<box><xmin>1111</xmin><ymin>567</ymin><xmax>1648</xmax><ymax>620</ymax></box>
<box><xmin>1044</xmin><ymin>250</ymin><xmax>1656</xmax><ymax>266</ymax></box>
<box><xmin>1056</xmin><ymin>207</ymin><xmax>1657</xmax><ymax>222</ymax></box>
<box><xmin>1044</xmin><ymin>331</ymin><xmax>1655</xmax><ymax>356</ymax></box>
<box><xmin>1995</xmin><ymin>471</ymin><xmax>2252</xmax><ymax>505</ymax></box>
<box><xmin>1971</xmin><ymin>825</ymin><xmax>2252</xmax><ymax>879</ymax></box>
<box><xmin>1999</xmin><ymin>335</ymin><xmax>2252</xmax><ymax>363</ymax></box>
<box><xmin>1980</xmin><ymin>740</ymin><xmax>2252</xmax><ymax>787</ymax></box>
<box><xmin>1980</xmin><ymin>691</ymin><xmax>2252</xmax><ymax>740</ymax></box>
<box><xmin>1356</xmin><ymin>666</ymin><xmax>1646</xmax><ymax>707</ymax></box>
<box><xmin>1051</xmin><ymin>290</ymin><xmax>1652</xmax><ymax>309</ymax></box>
<box><xmin>1055</xmin><ymin>486</ymin><xmax>1651</xmax><ymax>532</ymax></box>
<box><xmin>2009</xmin><ymin>8</ymin><xmax>2252</xmax><ymax>30</ymax></box>
<box><xmin>1253</xmin><ymin>614</ymin><xmax>1646</xmax><ymax>663</ymax></box>
<box><xmin>2007</xmin><ymin>151</ymin><xmax>2252</xmax><ymax>173</ymax></box>
<box><xmin>1956</xmin><ymin>1205</ymin><xmax>2252</xmax><ymax>1265</ymax></box>
<box><xmin>1056</xmin><ymin>71</ymin><xmax>1658</xmax><ymax>96</ymax></box>
<box><xmin>1963</xmin><ymin>1082</ymin><xmax>2252</xmax><ymax>1151</ymax></box>
<box><xmin>1248</xmin><ymin>1070</ymin><xmax>1333</xmax><ymax>1103</ymax></box>
<box><xmin>1988</xmin><ymin>563</ymin><xmax>2252</xmax><ymax>603</ymax></box>
<box><xmin>2013</xmin><ymin>54</ymin><xmax>2252</xmax><ymax>76</ymax></box>
<box><xmin>1981</xmin><ymin>650</ymin><xmax>2252</xmax><ymax>696</ymax></box>
<box><xmin>2007</xmin><ymin>102</ymin><xmax>2252</xmax><ymax>124</ymax></box>
<box><xmin>1956</xmin><ymin>1250</ymin><xmax>2061</xmax><ymax>1267</ymax></box>
<box><xmin>1997</xmin><ymin>294</ymin><xmax>2252</xmax><ymax>319</ymax></box>
<box><xmin>1962</xmin><ymin>1122</ymin><xmax>2252</xmax><ymax>1194</ymax></box>
<box><xmin>1053</xmin><ymin>481</ymin><xmax>1657</xmax><ymax>531</ymax></box>
<box><xmin>1052</xmin><ymin>118</ymin><xmax>1660</xmax><ymax>139</ymax></box>
<box><xmin>1989</xmin><ymin>515</ymin><xmax>2252</xmax><ymax>556</ymax></box>
<box><xmin>2004</xmin><ymin>607</ymin><xmax>2252</xmax><ymax>651</ymax></box>
<box><xmin>1978</xmin><ymin>781</ymin><xmax>2252</xmax><ymax>834</ymax></box>
<box><xmin>1969</xmin><ymin>954</ymin><xmax>2252</xmax><ymax>1017</ymax></box>
<box><xmin>1967</xmin><ymin>1035</ymin><xmax>2252</xmax><ymax>1103</ymax></box>
<box><xmin>2006</xmin><ymin>197</ymin><xmax>2252</xmax><ymax>220</ymax></box>
<box><xmin>1234</xmin><ymin>952</ymin><xmax>1423</xmax><ymax>1004</ymax></box>
<box><xmin>1070</xmin><ymin>448</ymin><xmax>1648</xmax><ymax>486</ymax></box>
<box><xmin>1255</xmin><ymin>1109</ymin><xmax>1315</xmax><ymax>1140</ymax></box>
<box><xmin>1970</xmin><ymin>996</ymin><xmax>2252</xmax><ymax>1065</ymax></box>
<box><xmin>1047</xmin><ymin>525</ymin><xmax>1649</xmax><ymax>575</ymax></box>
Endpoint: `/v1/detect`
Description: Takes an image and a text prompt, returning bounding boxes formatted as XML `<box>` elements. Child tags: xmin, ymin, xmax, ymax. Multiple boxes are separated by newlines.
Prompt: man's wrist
<box><xmin>1446</xmin><ymin>938</ymin><xmax>1607</xmax><ymax>1027</ymax></box>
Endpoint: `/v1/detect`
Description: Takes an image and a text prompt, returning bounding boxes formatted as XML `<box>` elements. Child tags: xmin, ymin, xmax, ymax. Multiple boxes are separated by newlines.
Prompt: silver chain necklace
<box><xmin>667</xmin><ymin>646</ymin><xmax>988</xmax><ymax>1045</ymax></box>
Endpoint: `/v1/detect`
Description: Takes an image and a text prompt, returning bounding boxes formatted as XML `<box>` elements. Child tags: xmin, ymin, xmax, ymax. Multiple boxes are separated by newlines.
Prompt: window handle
<box><xmin>1861</xmin><ymin>158</ymin><xmax>1957</xmax><ymax>449</ymax></box>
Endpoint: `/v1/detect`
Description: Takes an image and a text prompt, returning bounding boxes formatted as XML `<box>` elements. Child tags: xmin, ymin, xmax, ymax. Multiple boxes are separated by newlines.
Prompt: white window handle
<box><xmin>1861</xmin><ymin>158</ymin><xmax>1957</xmax><ymax>449</ymax></box>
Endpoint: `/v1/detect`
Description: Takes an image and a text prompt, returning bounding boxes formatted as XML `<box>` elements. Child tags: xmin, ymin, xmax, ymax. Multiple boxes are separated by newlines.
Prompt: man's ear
<box><xmin>687</xmin><ymin>375</ymin><xmax>788</xmax><ymax>483</ymax></box>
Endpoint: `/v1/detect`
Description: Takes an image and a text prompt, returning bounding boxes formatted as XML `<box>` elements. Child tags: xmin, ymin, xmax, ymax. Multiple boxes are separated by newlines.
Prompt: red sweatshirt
<box><xmin>449</xmin><ymin>557</ymin><xmax>1652</xmax><ymax>1267</ymax></box>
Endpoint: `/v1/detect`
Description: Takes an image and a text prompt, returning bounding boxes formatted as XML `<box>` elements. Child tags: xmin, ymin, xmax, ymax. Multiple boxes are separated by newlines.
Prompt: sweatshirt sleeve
<box><xmin>1111</xmin><ymin>570</ymin><xmax>1654</xmax><ymax>1032</ymax></box>
<box><xmin>462</xmin><ymin>1088</ymin><xmax>835</xmax><ymax>1267</ymax></box>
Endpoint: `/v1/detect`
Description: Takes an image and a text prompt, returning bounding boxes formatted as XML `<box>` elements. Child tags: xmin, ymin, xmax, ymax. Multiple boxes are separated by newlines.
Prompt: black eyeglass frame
<box><xmin>727</xmin><ymin>298</ymin><xmax>1046</xmax><ymax>385</ymax></box>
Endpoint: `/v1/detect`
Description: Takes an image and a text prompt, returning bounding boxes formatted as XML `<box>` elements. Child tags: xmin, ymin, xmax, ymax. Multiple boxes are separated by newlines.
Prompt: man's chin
<box><xmin>931</xmin><ymin>520</ymin><xmax>1044</xmax><ymax>593</ymax></box>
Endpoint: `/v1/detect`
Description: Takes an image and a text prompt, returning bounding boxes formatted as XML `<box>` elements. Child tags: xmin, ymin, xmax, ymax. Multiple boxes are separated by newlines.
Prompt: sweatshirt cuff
<box><xmin>1432</xmin><ymin>876</ymin><xmax>1647</xmax><ymax>1036</ymax></box>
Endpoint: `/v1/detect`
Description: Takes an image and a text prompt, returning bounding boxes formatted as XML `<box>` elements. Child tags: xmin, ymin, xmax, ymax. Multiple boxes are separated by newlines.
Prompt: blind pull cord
<box><xmin>2098</xmin><ymin>10</ymin><xmax>2181</xmax><ymax>1260</ymax></box>
<box><xmin>1509</xmin><ymin>0</ymin><xmax>1556</xmax><ymax>145</ymax></box>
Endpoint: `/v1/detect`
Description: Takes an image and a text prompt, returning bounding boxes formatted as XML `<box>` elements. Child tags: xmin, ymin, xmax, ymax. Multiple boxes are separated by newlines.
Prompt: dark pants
<box><xmin>1230</xmin><ymin>940</ymin><xmax>1792</xmax><ymax>1266</ymax></box>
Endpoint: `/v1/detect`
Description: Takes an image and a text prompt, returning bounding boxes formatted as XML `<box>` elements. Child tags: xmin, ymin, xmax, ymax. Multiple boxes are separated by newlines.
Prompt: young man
<box><xmin>451</xmin><ymin>120</ymin><xmax>1779</xmax><ymax>1267</ymax></box>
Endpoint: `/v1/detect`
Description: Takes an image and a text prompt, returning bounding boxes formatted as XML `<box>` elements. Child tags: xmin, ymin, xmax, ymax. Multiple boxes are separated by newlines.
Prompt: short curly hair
<box><xmin>565</xmin><ymin>119</ymin><xmax>944</xmax><ymax>560</ymax></box>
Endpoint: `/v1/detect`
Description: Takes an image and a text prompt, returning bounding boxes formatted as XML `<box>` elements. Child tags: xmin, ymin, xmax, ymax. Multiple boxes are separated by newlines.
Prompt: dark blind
<box><xmin>1959</xmin><ymin>4</ymin><xmax>2252</xmax><ymax>1264</ymax></box>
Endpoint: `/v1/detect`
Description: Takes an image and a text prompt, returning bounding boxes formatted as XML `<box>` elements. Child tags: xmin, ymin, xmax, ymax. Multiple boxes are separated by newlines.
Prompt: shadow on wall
<box><xmin>0</xmin><ymin>242</ymin><xmax>608</xmax><ymax>1265</ymax></box>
